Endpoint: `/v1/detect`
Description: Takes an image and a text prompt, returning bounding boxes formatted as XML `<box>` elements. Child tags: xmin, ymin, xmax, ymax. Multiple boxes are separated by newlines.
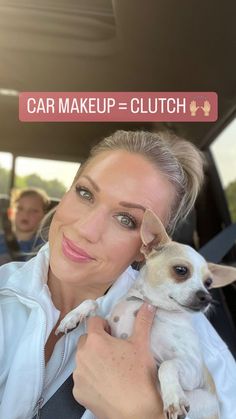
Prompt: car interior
<box><xmin>0</xmin><ymin>0</ymin><xmax>235</xmax><ymax>357</ymax></box>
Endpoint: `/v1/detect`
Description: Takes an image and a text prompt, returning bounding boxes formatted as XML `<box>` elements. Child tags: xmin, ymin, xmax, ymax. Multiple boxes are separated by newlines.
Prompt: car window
<box><xmin>15</xmin><ymin>156</ymin><xmax>80</xmax><ymax>198</ymax></box>
<box><xmin>0</xmin><ymin>152</ymin><xmax>13</xmax><ymax>194</ymax></box>
<box><xmin>211</xmin><ymin>119</ymin><xmax>236</xmax><ymax>222</ymax></box>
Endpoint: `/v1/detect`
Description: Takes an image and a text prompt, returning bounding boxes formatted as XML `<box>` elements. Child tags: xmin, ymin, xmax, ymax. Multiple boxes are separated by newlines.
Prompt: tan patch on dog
<box><xmin>170</xmin><ymin>260</ymin><xmax>192</xmax><ymax>282</ymax></box>
<box><xmin>203</xmin><ymin>365</ymin><xmax>217</xmax><ymax>394</ymax></box>
<box><xmin>198</xmin><ymin>368</ymin><xmax>219</xmax><ymax>419</ymax></box>
<box><xmin>146</xmin><ymin>243</ymin><xmax>193</xmax><ymax>287</ymax></box>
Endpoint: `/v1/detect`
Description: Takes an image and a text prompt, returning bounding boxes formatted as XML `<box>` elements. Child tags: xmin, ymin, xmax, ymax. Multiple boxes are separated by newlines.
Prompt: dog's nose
<box><xmin>195</xmin><ymin>290</ymin><xmax>212</xmax><ymax>306</ymax></box>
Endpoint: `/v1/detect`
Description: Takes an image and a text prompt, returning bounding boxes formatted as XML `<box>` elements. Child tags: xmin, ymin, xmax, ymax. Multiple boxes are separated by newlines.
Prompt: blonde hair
<box><xmin>74</xmin><ymin>130</ymin><xmax>205</xmax><ymax>235</ymax></box>
<box><xmin>11</xmin><ymin>187</ymin><xmax>50</xmax><ymax>213</ymax></box>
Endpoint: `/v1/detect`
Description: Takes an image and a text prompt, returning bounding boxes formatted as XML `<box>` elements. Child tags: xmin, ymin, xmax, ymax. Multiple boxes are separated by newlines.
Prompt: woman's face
<box><xmin>49</xmin><ymin>150</ymin><xmax>175</xmax><ymax>294</ymax></box>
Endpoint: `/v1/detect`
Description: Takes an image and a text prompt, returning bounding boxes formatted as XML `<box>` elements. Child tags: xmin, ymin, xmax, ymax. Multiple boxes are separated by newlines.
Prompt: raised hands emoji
<box><xmin>201</xmin><ymin>100</ymin><xmax>211</xmax><ymax>116</ymax></box>
<box><xmin>190</xmin><ymin>100</ymin><xmax>199</xmax><ymax>116</ymax></box>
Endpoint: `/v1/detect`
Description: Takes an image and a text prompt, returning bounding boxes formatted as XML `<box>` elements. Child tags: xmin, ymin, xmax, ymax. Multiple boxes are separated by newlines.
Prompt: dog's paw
<box><xmin>55</xmin><ymin>300</ymin><xmax>98</xmax><ymax>334</ymax></box>
<box><xmin>163</xmin><ymin>392</ymin><xmax>190</xmax><ymax>419</ymax></box>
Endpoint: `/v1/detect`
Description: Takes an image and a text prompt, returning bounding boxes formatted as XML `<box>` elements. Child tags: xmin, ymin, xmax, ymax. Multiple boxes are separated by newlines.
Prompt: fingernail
<box><xmin>144</xmin><ymin>302</ymin><xmax>156</xmax><ymax>313</ymax></box>
<box><xmin>148</xmin><ymin>304</ymin><xmax>156</xmax><ymax>313</ymax></box>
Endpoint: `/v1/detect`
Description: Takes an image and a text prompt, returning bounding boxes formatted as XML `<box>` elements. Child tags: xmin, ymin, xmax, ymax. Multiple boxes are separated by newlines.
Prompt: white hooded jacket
<box><xmin>0</xmin><ymin>243</ymin><xmax>236</xmax><ymax>419</ymax></box>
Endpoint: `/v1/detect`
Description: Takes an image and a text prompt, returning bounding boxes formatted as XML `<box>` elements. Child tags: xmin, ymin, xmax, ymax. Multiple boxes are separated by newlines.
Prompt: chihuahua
<box><xmin>56</xmin><ymin>209</ymin><xmax>236</xmax><ymax>419</ymax></box>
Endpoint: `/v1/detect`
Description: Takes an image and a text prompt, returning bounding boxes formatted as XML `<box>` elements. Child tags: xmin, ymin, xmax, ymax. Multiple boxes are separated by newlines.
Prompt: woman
<box><xmin>0</xmin><ymin>130</ymin><xmax>235</xmax><ymax>419</ymax></box>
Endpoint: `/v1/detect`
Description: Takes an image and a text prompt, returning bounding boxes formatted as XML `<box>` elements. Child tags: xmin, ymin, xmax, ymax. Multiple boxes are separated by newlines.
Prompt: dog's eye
<box><xmin>204</xmin><ymin>278</ymin><xmax>213</xmax><ymax>289</ymax></box>
<box><xmin>173</xmin><ymin>266</ymin><xmax>188</xmax><ymax>276</ymax></box>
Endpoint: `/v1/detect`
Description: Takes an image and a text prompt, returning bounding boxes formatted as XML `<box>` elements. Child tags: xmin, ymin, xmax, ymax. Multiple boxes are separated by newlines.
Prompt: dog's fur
<box><xmin>56</xmin><ymin>209</ymin><xmax>236</xmax><ymax>419</ymax></box>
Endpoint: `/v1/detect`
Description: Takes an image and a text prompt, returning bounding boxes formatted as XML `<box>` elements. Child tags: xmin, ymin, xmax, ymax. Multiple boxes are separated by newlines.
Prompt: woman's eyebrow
<box><xmin>119</xmin><ymin>202</ymin><xmax>146</xmax><ymax>211</ymax></box>
<box><xmin>82</xmin><ymin>175</ymin><xmax>146</xmax><ymax>211</ymax></box>
<box><xmin>82</xmin><ymin>175</ymin><xmax>100</xmax><ymax>192</ymax></box>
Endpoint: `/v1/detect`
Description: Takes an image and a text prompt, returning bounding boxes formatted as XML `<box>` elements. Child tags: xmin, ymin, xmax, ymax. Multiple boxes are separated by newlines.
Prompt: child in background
<box><xmin>0</xmin><ymin>188</ymin><xmax>50</xmax><ymax>264</ymax></box>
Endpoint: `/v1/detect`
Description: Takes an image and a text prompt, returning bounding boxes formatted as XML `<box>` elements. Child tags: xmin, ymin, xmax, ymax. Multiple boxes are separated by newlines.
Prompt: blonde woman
<box><xmin>0</xmin><ymin>131</ymin><xmax>235</xmax><ymax>419</ymax></box>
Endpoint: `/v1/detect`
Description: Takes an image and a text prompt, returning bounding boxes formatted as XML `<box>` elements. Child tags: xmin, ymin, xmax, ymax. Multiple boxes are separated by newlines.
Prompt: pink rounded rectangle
<box><xmin>19</xmin><ymin>92</ymin><xmax>218</xmax><ymax>122</ymax></box>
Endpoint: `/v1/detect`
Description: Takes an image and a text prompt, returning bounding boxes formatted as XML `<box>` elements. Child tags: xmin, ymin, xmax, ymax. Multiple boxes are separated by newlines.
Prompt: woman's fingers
<box><xmin>79</xmin><ymin>303</ymin><xmax>156</xmax><ymax>350</ymax></box>
<box><xmin>86</xmin><ymin>316</ymin><xmax>111</xmax><ymax>334</ymax></box>
<box><xmin>77</xmin><ymin>316</ymin><xmax>111</xmax><ymax>351</ymax></box>
<box><xmin>73</xmin><ymin>303</ymin><xmax>161</xmax><ymax>418</ymax></box>
<box><xmin>131</xmin><ymin>302</ymin><xmax>157</xmax><ymax>345</ymax></box>
<box><xmin>77</xmin><ymin>333</ymin><xmax>87</xmax><ymax>349</ymax></box>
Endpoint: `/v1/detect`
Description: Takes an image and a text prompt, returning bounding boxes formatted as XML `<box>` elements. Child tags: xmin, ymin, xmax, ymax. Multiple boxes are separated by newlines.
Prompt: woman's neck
<box><xmin>47</xmin><ymin>268</ymin><xmax>109</xmax><ymax>318</ymax></box>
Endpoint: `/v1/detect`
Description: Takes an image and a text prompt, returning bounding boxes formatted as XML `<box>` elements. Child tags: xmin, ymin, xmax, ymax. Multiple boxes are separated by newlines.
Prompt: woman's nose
<box><xmin>76</xmin><ymin>208</ymin><xmax>107</xmax><ymax>243</ymax></box>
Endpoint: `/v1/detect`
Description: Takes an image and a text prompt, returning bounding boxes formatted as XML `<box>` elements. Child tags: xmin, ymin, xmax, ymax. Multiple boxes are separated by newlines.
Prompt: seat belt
<box><xmin>199</xmin><ymin>223</ymin><xmax>236</xmax><ymax>263</ymax></box>
<box><xmin>199</xmin><ymin>223</ymin><xmax>236</xmax><ymax>358</ymax></box>
<box><xmin>33</xmin><ymin>224</ymin><xmax>236</xmax><ymax>418</ymax></box>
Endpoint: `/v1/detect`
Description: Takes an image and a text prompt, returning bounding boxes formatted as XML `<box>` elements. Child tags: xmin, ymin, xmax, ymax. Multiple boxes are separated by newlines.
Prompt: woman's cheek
<box><xmin>111</xmin><ymin>234</ymin><xmax>142</xmax><ymax>262</ymax></box>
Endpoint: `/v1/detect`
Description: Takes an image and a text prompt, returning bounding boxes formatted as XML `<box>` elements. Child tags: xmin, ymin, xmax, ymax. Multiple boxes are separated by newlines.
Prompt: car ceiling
<box><xmin>0</xmin><ymin>0</ymin><xmax>235</xmax><ymax>162</ymax></box>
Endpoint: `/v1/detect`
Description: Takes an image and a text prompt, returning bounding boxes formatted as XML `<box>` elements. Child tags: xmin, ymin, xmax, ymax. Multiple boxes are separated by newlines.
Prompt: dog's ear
<box><xmin>207</xmin><ymin>262</ymin><xmax>236</xmax><ymax>288</ymax></box>
<box><xmin>140</xmin><ymin>209</ymin><xmax>171</xmax><ymax>258</ymax></box>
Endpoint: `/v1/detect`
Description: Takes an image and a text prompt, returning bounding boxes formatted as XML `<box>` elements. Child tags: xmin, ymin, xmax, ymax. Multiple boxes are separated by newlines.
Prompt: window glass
<box><xmin>15</xmin><ymin>157</ymin><xmax>80</xmax><ymax>199</ymax></box>
<box><xmin>0</xmin><ymin>152</ymin><xmax>13</xmax><ymax>195</ymax></box>
<box><xmin>211</xmin><ymin>119</ymin><xmax>236</xmax><ymax>222</ymax></box>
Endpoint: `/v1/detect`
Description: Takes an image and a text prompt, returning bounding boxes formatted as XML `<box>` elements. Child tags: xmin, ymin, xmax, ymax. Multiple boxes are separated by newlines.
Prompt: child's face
<box><xmin>14</xmin><ymin>195</ymin><xmax>45</xmax><ymax>236</ymax></box>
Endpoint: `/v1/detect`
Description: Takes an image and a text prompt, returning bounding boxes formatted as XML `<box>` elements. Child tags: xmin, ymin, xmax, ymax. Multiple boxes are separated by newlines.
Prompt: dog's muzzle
<box><xmin>172</xmin><ymin>290</ymin><xmax>213</xmax><ymax>312</ymax></box>
<box><xmin>187</xmin><ymin>290</ymin><xmax>213</xmax><ymax>311</ymax></box>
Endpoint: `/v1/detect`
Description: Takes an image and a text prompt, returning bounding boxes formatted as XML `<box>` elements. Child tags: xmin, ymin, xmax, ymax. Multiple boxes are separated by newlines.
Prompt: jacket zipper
<box><xmin>33</xmin><ymin>326</ymin><xmax>46</xmax><ymax>418</ymax></box>
<box><xmin>34</xmin><ymin>397</ymin><xmax>44</xmax><ymax>419</ymax></box>
<box><xmin>34</xmin><ymin>324</ymin><xmax>72</xmax><ymax>416</ymax></box>
<box><xmin>1</xmin><ymin>288</ymin><xmax>48</xmax><ymax>419</ymax></box>
<box><xmin>1</xmin><ymin>287</ymin><xmax>83</xmax><ymax>418</ymax></box>
<box><xmin>39</xmin><ymin>330</ymin><xmax>68</xmax><ymax>401</ymax></box>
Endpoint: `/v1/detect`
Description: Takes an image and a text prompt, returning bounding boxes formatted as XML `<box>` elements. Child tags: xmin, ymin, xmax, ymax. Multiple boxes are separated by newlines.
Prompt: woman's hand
<box><xmin>72</xmin><ymin>302</ymin><xmax>164</xmax><ymax>419</ymax></box>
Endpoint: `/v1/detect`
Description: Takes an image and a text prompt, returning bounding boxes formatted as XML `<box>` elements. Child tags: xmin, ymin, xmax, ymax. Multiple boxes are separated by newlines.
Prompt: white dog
<box><xmin>57</xmin><ymin>209</ymin><xmax>236</xmax><ymax>419</ymax></box>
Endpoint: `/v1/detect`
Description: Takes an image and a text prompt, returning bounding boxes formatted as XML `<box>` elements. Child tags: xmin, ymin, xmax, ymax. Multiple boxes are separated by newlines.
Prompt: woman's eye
<box><xmin>116</xmin><ymin>214</ymin><xmax>137</xmax><ymax>229</ymax></box>
<box><xmin>75</xmin><ymin>186</ymin><xmax>93</xmax><ymax>201</ymax></box>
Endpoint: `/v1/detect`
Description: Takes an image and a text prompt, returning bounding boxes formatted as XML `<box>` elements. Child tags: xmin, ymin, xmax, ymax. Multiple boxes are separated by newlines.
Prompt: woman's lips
<box><xmin>62</xmin><ymin>235</ymin><xmax>95</xmax><ymax>263</ymax></box>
